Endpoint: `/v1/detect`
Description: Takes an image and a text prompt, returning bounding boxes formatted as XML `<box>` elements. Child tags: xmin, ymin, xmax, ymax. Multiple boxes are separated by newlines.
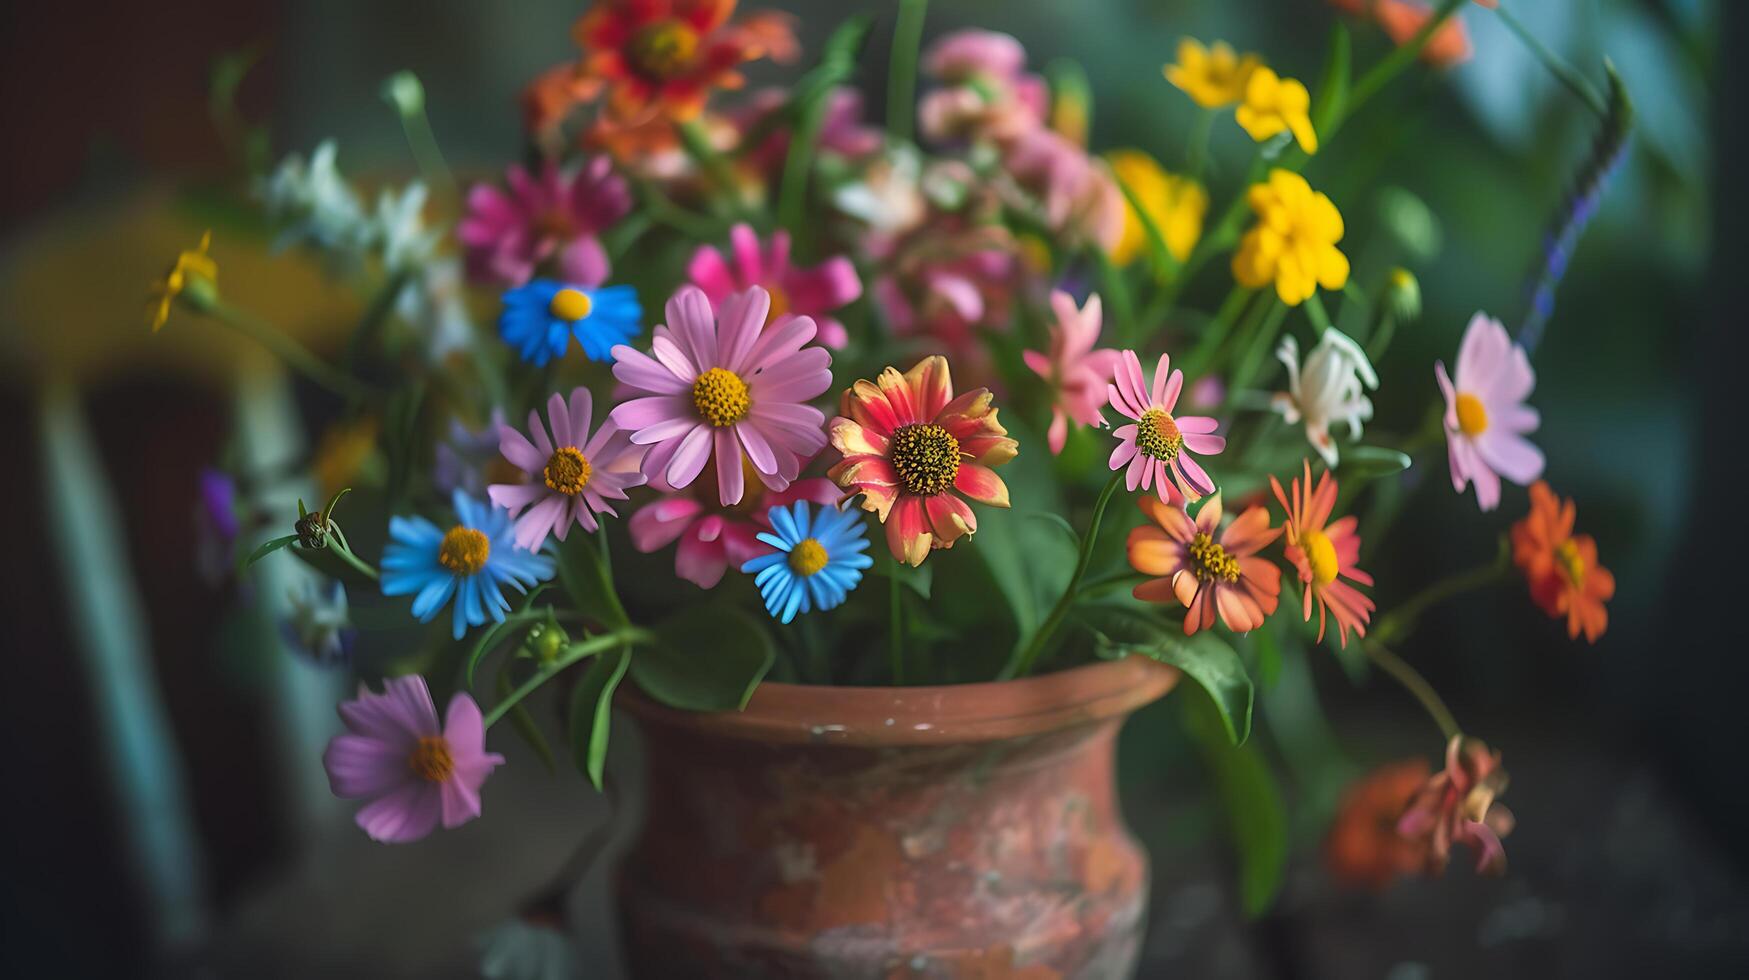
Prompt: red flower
<box><xmin>1326</xmin><ymin>759</ymin><xmax>1432</xmax><ymax>890</ymax></box>
<box><xmin>1397</xmin><ymin>735</ymin><xmax>1515</xmax><ymax>876</ymax></box>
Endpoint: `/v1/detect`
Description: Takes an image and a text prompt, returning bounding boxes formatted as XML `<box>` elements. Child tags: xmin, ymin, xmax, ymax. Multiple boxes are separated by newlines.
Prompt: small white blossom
<box><xmin>258</xmin><ymin>140</ymin><xmax>367</xmax><ymax>252</ymax></box>
<box><xmin>282</xmin><ymin>578</ymin><xmax>355</xmax><ymax>665</ymax></box>
<box><xmin>396</xmin><ymin>257</ymin><xmax>475</xmax><ymax>362</ymax></box>
<box><xmin>368</xmin><ymin>180</ymin><xmax>440</xmax><ymax>273</ymax></box>
<box><xmin>833</xmin><ymin>146</ymin><xmax>926</xmax><ymax>235</ymax></box>
<box><xmin>1271</xmin><ymin>328</ymin><xmax>1378</xmax><ymax>467</ymax></box>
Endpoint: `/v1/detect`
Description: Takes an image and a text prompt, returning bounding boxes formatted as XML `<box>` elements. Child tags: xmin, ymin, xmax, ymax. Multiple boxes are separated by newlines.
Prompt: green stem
<box><xmin>1228</xmin><ymin>298</ymin><xmax>1289</xmax><ymax>394</ymax></box>
<box><xmin>1364</xmin><ymin>641</ymin><xmax>1460</xmax><ymax>741</ymax></box>
<box><xmin>343</xmin><ymin>270</ymin><xmax>412</xmax><ymax>381</ymax></box>
<box><xmin>676</xmin><ymin>120</ymin><xmax>745</xmax><ymax>212</ymax></box>
<box><xmin>328</xmin><ymin>539</ymin><xmax>379</xmax><ymax>581</ymax></box>
<box><xmin>205</xmin><ymin>299</ymin><xmax>376</xmax><ymax>402</ymax></box>
<box><xmin>1094</xmin><ymin>247</ymin><xmax>1138</xmax><ymax>343</ymax></box>
<box><xmin>1345</xmin><ymin>0</ymin><xmax>1467</xmax><ymax>122</ymax></box>
<box><xmin>381</xmin><ymin>71</ymin><xmax>455</xmax><ymax>197</ymax></box>
<box><xmin>1002</xmin><ymin>470</ymin><xmax>1124</xmax><ymax>680</ymax></box>
<box><xmin>889</xmin><ymin>555</ymin><xmax>904</xmax><ymax>685</ymax></box>
<box><xmin>1185</xmin><ymin>107</ymin><xmax>1215</xmax><ymax>181</ymax></box>
<box><xmin>1365</xmin><ymin>308</ymin><xmax>1399</xmax><ymax>362</ymax></box>
<box><xmin>886</xmin><ymin>0</ymin><xmax>929</xmax><ymax>142</ymax></box>
<box><xmin>483</xmin><ymin>627</ymin><xmax>651</xmax><ymax>729</ymax></box>
<box><xmin>1495</xmin><ymin>2</ymin><xmax>1609</xmax><ymax>117</ymax></box>
<box><xmin>1304</xmin><ymin>292</ymin><xmax>1333</xmax><ymax>336</ymax></box>
<box><xmin>1181</xmin><ymin>286</ymin><xmax>1254</xmax><ymax>378</ymax></box>
<box><xmin>1373</xmin><ymin>539</ymin><xmax>1511</xmax><ymax>645</ymax></box>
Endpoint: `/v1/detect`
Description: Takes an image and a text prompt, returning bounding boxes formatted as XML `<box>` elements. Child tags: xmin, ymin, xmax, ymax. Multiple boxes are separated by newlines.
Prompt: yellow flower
<box><xmin>148</xmin><ymin>230</ymin><xmax>218</xmax><ymax>332</ymax></box>
<box><xmin>1232</xmin><ymin>169</ymin><xmax>1349</xmax><ymax>306</ymax></box>
<box><xmin>1235</xmin><ymin>66</ymin><xmax>1318</xmax><ymax>154</ymax></box>
<box><xmin>1164</xmin><ymin>39</ymin><xmax>1259</xmax><ymax>109</ymax></box>
<box><xmin>1106</xmin><ymin>150</ymin><xmax>1208</xmax><ymax>266</ymax></box>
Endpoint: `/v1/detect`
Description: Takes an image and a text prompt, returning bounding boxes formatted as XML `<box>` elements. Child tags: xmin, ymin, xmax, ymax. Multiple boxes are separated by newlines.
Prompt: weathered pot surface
<box><xmin>615</xmin><ymin>656</ymin><xmax>1181</xmax><ymax>979</ymax></box>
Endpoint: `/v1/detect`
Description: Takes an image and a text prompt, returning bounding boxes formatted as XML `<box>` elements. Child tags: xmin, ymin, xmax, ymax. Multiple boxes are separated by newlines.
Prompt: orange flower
<box><xmin>1375</xmin><ymin>0</ymin><xmax>1474</xmax><ymax>67</ymax></box>
<box><xmin>1398</xmin><ymin>735</ymin><xmax>1515</xmax><ymax>876</ymax></box>
<box><xmin>1128</xmin><ymin>492</ymin><xmax>1281</xmax><ymax>635</ymax></box>
<box><xmin>1271</xmin><ymin>459</ymin><xmax>1375</xmax><ymax>647</ymax></box>
<box><xmin>571</xmin><ymin>0</ymin><xmax>797</xmax><ymax>127</ymax></box>
<box><xmin>1325</xmin><ymin>759</ymin><xmax>1431</xmax><ymax>890</ymax></box>
<box><xmin>1510</xmin><ymin>481</ymin><xmax>1614</xmax><ymax>643</ymax></box>
<box><xmin>827</xmin><ymin>356</ymin><xmax>1017</xmax><ymax>566</ymax></box>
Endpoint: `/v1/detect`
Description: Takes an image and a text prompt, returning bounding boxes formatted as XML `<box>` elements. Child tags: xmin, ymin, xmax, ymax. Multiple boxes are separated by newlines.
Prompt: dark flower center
<box><xmin>407</xmin><ymin>736</ymin><xmax>454</xmax><ymax>783</ymax></box>
<box><xmin>888</xmin><ymin>423</ymin><xmax>961</xmax><ymax>497</ymax></box>
<box><xmin>1136</xmin><ymin>408</ymin><xmax>1184</xmax><ymax>461</ymax></box>
<box><xmin>628</xmin><ymin>21</ymin><xmax>700</xmax><ymax>81</ymax></box>
<box><xmin>543</xmin><ymin>446</ymin><xmax>593</xmax><ymax>496</ymax></box>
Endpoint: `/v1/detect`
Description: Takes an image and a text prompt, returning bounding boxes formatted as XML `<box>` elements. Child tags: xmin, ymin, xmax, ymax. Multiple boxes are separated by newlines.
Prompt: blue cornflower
<box><xmin>382</xmin><ymin>489</ymin><xmax>555</xmax><ymax>639</ymax></box>
<box><xmin>741</xmin><ymin>501</ymin><xmax>873</xmax><ymax>624</ymax></box>
<box><xmin>498</xmin><ymin>278</ymin><xmax>640</xmax><ymax>365</ymax></box>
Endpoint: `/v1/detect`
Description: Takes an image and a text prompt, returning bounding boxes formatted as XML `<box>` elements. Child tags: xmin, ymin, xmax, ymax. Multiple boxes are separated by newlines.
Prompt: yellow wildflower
<box><xmin>148</xmin><ymin>230</ymin><xmax>218</xmax><ymax>332</ymax></box>
<box><xmin>1236</xmin><ymin>67</ymin><xmax>1318</xmax><ymax>154</ymax></box>
<box><xmin>1164</xmin><ymin>39</ymin><xmax>1259</xmax><ymax>109</ymax></box>
<box><xmin>1232</xmin><ymin>169</ymin><xmax>1348</xmax><ymax>306</ymax></box>
<box><xmin>1106</xmin><ymin>150</ymin><xmax>1208</xmax><ymax>266</ymax></box>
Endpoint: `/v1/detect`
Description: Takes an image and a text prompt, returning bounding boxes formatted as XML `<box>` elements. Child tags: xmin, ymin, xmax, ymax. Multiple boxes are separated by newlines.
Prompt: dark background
<box><xmin>1</xmin><ymin>0</ymin><xmax>1744</xmax><ymax>976</ymax></box>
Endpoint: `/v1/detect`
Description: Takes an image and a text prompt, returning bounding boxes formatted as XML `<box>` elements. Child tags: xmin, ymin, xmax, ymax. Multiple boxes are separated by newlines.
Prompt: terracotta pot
<box><xmin>615</xmin><ymin>656</ymin><xmax>1181</xmax><ymax>979</ymax></box>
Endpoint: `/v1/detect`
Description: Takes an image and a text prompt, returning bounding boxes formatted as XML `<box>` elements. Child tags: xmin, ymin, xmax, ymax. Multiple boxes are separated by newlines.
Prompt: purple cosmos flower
<box><xmin>1436</xmin><ymin>313</ymin><xmax>1544</xmax><ymax>511</ymax></box>
<box><xmin>322</xmin><ymin>674</ymin><xmax>503</xmax><ymax>843</ymax></box>
<box><xmin>488</xmin><ymin>387</ymin><xmax>647</xmax><ymax>551</ymax></box>
<box><xmin>458</xmin><ymin>157</ymin><xmax>631</xmax><ymax>289</ymax></box>
<box><xmin>1107</xmin><ymin>350</ymin><xmax>1225</xmax><ymax>503</ymax></box>
<box><xmin>194</xmin><ymin>467</ymin><xmax>241</xmax><ymax>584</ymax></box>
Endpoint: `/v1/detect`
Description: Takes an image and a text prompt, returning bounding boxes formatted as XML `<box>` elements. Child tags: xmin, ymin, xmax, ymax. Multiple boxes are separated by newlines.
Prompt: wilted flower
<box><xmin>631</xmin><ymin>470</ymin><xmax>841</xmax><ymax>589</ymax></box>
<box><xmin>1271</xmin><ymin>329</ymin><xmax>1379</xmax><ymax>467</ymax></box>
<box><xmin>1271</xmin><ymin>459</ymin><xmax>1374</xmax><ymax>647</ymax></box>
<box><xmin>1511</xmin><ymin>481</ymin><xmax>1614</xmax><ymax>643</ymax></box>
<box><xmin>1023</xmin><ymin>291</ymin><xmax>1121</xmax><ymax>454</ymax></box>
<box><xmin>1107</xmin><ymin>350</ymin><xmax>1225</xmax><ymax>503</ymax></box>
<box><xmin>1398</xmin><ymin>735</ymin><xmax>1515</xmax><ymax>876</ymax></box>
<box><xmin>1106</xmin><ymin>149</ymin><xmax>1207</xmax><ymax>266</ymax></box>
<box><xmin>282</xmin><ymin>578</ymin><xmax>357</xmax><ymax>665</ymax></box>
<box><xmin>459</xmin><ymin>158</ymin><xmax>632</xmax><ymax>289</ymax></box>
<box><xmin>1128</xmin><ymin>492</ymin><xmax>1281</xmax><ymax>635</ymax></box>
<box><xmin>1233</xmin><ymin>169</ymin><xmax>1348</xmax><ymax>306</ymax></box>
<box><xmin>1325</xmin><ymin>759</ymin><xmax>1432</xmax><ymax>890</ymax></box>
<box><xmin>687</xmin><ymin>224</ymin><xmax>861</xmax><ymax>349</ymax></box>
<box><xmin>1236</xmin><ymin>66</ymin><xmax>1318</xmax><ymax>153</ymax></box>
<box><xmin>258</xmin><ymin>141</ymin><xmax>366</xmax><ymax>252</ymax></box>
<box><xmin>1435</xmin><ymin>313</ymin><xmax>1544</xmax><ymax>511</ymax></box>
<box><xmin>148</xmin><ymin>230</ymin><xmax>217</xmax><ymax>332</ymax></box>
<box><xmin>381</xmin><ymin>490</ymin><xmax>555</xmax><ymax>640</ymax></box>
<box><xmin>489</xmin><ymin>388</ymin><xmax>647</xmax><ymax>550</ymax></box>
<box><xmin>1164</xmin><ymin>38</ymin><xmax>1258</xmax><ymax>109</ymax></box>
<box><xmin>917</xmin><ymin>29</ymin><xmax>1047</xmax><ymax>143</ymax></box>
<box><xmin>742</xmin><ymin>500</ymin><xmax>873</xmax><ymax>623</ymax></box>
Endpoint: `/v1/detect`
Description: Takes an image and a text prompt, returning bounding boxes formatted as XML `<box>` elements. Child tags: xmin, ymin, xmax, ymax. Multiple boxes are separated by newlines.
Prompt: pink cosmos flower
<box><xmin>322</xmin><ymin>675</ymin><xmax>503</xmax><ymax>843</ymax></box>
<box><xmin>630</xmin><ymin>470</ymin><xmax>841</xmax><ymax>588</ymax></box>
<box><xmin>1435</xmin><ymin>312</ymin><xmax>1544</xmax><ymax>511</ymax></box>
<box><xmin>1107</xmin><ymin>350</ymin><xmax>1225</xmax><ymax>503</ymax></box>
<box><xmin>1023</xmin><ymin>291</ymin><xmax>1121</xmax><ymax>454</ymax></box>
<box><xmin>875</xmin><ymin>246</ymin><xmax>1017</xmax><ymax>359</ymax></box>
<box><xmin>734</xmin><ymin>87</ymin><xmax>882</xmax><ymax>176</ymax></box>
<box><xmin>918</xmin><ymin>29</ymin><xmax>1048</xmax><ymax>144</ymax></box>
<box><xmin>488</xmin><ymin>387</ymin><xmax>646</xmax><ymax>551</ymax></box>
<box><xmin>610</xmin><ymin>285</ymin><xmax>832</xmax><ymax>507</ymax></box>
<box><xmin>459</xmin><ymin>157</ymin><xmax>631</xmax><ymax>288</ymax></box>
<box><xmin>687</xmin><ymin>224</ymin><xmax>862</xmax><ymax>350</ymax></box>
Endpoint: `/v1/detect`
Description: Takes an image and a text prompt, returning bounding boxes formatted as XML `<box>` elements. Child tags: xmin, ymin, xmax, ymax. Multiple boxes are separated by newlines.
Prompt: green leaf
<box><xmin>242</xmin><ymin>533</ymin><xmax>299</xmax><ymax>571</ymax></box>
<box><xmin>1254</xmin><ymin>621</ymin><xmax>1284</xmax><ymax>690</ymax></box>
<box><xmin>1311</xmin><ymin>22</ymin><xmax>1351</xmax><ymax>139</ymax></box>
<box><xmin>632</xmin><ymin>604</ymin><xmax>774</xmax><ymax>712</ymax></box>
<box><xmin>1085</xmin><ymin>606</ymin><xmax>1254</xmax><ymax>744</ymax></box>
<box><xmin>1112</xmin><ymin>166</ymin><xmax>1180</xmax><ymax>282</ymax></box>
<box><xmin>1026</xmin><ymin>511</ymin><xmax>1081</xmax><ymax>545</ymax></box>
<box><xmin>383</xmin><ymin>382</ymin><xmax>427</xmax><ymax>511</ymax></box>
<box><xmin>1185</xmin><ymin>689</ymin><xmax>1287</xmax><ymax>917</ymax></box>
<box><xmin>1339</xmin><ymin>446</ymin><xmax>1412</xmax><ymax>482</ymax></box>
<box><xmin>497</xmin><ymin>662</ymin><xmax>557</xmax><ymax>776</ymax></box>
<box><xmin>568</xmin><ymin>643</ymin><xmax>631</xmax><ymax>790</ymax></box>
<box><xmin>556</xmin><ymin>533</ymin><xmax>629</xmax><ymax>628</ymax></box>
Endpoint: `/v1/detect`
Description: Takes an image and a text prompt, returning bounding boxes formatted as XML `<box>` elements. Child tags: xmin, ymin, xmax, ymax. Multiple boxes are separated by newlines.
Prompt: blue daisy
<box><xmin>382</xmin><ymin>489</ymin><xmax>555</xmax><ymax>639</ymax></box>
<box><xmin>741</xmin><ymin>501</ymin><xmax>873</xmax><ymax>624</ymax></box>
<box><xmin>498</xmin><ymin>278</ymin><xmax>641</xmax><ymax>366</ymax></box>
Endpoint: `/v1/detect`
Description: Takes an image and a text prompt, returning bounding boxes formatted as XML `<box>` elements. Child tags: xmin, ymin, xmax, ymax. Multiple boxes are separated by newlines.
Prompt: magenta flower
<box><xmin>1107</xmin><ymin>350</ymin><xmax>1224</xmax><ymax>503</ymax></box>
<box><xmin>1435</xmin><ymin>312</ymin><xmax>1544</xmax><ymax>511</ymax></box>
<box><xmin>458</xmin><ymin>157</ymin><xmax>631</xmax><ymax>288</ymax></box>
<box><xmin>918</xmin><ymin>29</ymin><xmax>1047</xmax><ymax>144</ymax></box>
<box><xmin>610</xmin><ymin>286</ymin><xmax>832</xmax><ymax>507</ymax></box>
<box><xmin>1002</xmin><ymin>130</ymin><xmax>1125</xmax><ymax>253</ymax></box>
<box><xmin>488</xmin><ymin>387</ymin><xmax>646</xmax><ymax>551</ymax></box>
<box><xmin>630</xmin><ymin>474</ymin><xmax>841</xmax><ymax>588</ymax></box>
<box><xmin>1023</xmin><ymin>291</ymin><xmax>1121</xmax><ymax>454</ymax></box>
<box><xmin>322</xmin><ymin>675</ymin><xmax>503</xmax><ymax>843</ymax></box>
<box><xmin>687</xmin><ymin>224</ymin><xmax>862</xmax><ymax>350</ymax></box>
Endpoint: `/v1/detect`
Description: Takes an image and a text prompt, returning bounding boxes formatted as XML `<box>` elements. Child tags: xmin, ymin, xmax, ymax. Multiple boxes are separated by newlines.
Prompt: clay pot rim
<box><xmin>618</xmin><ymin>655</ymin><xmax>1180</xmax><ymax>747</ymax></box>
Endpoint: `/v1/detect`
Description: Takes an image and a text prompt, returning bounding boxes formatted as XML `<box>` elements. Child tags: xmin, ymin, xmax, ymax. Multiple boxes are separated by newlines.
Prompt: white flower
<box><xmin>1271</xmin><ymin>328</ymin><xmax>1378</xmax><ymax>467</ymax></box>
<box><xmin>833</xmin><ymin>146</ymin><xmax>926</xmax><ymax>235</ymax></box>
<box><xmin>396</xmin><ymin>257</ymin><xmax>475</xmax><ymax>362</ymax></box>
<box><xmin>367</xmin><ymin>181</ymin><xmax>439</xmax><ymax>273</ymax></box>
<box><xmin>281</xmin><ymin>578</ymin><xmax>355</xmax><ymax>664</ymax></box>
<box><xmin>258</xmin><ymin>140</ymin><xmax>367</xmax><ymax>252</ymax></box>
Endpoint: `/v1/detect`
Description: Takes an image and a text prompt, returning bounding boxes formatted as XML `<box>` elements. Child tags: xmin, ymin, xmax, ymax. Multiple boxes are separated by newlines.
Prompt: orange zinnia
<box><xmin>1326</xmin><ymin>759</ymin><xmax>1431</xmax><ymax>890</ymax></box>
<box><xmin>1127</xmin><ymin>492</ymin><xmax>1281</xmax><ymax>636</ymax></box>
<box><xmin>1510</xmin><ymin>481</ymin><xmax>1614</xmax><ymax>643</ymax></box>
<box><xmin>1271</xmin><ymin>459</ymin><xmax>1375</xmax><ymax>647</ymax></box>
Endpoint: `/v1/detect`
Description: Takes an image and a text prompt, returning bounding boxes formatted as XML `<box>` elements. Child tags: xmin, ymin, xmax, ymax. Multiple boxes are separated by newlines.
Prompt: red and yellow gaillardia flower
<box><xmin>828</xmin><ymin>356</ymin><xmax>1017</xmax><ymax>566</ymax></box>
<box><xmin>1127</xmin><ymin>492</ymin><xmax>1281</xmax><ymax>635</ymax></box>
<box><xmin>1271</xmin><ymin>459</ymin><xmax>1375</xmax><ymax>646</ymax></box>
<box><xmin>1510</xmin><ymin>480</ymin><xmax>1614</xmax><ymax>643</ymax></box>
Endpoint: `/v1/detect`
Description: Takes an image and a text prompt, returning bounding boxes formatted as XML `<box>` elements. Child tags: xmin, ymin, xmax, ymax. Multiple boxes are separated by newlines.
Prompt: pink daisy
<box><xmin>488</xmin><ymin>387</ymin><xmax>646</xmax><ymax>551</ymax></box>
<box><xmin>610</xmin><ymin>285</ymin><xmax>833</xmax><ymax>507</ymax></box>
<box><xmin>322</xmin><ymin>675</ymin><xmax>503</xmax><ymax>843</ymax></box>
<box><xmin>686</xmin><ymin>224</ymin><xmax>862</xmax><ymax>349</ymax></box>
<box><xmin>1022</xmin><ymin>290</ymin><xmax>1121</xmax><ymax>454</ymax></box>
<box><xmin>458</xmin><ymin>157</ymin><xmax>631</xmax><ymax>288</ymax></box>
<box><xmin>1435</xmin><ymin>312</ymin><xmax>1544</xmax><ymax>511</ymax></box>
<box><xmin>630</xmin><ymin>470</ymin><xmax>841</xmax><ymax>589</ymax></box>
<box><xmin>1107</xmin><ymin>350</ymin><xmax>1224</xmax><ymax>503</ymax></box>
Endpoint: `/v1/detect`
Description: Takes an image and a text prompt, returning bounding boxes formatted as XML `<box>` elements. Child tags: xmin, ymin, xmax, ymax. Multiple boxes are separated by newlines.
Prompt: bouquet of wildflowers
<box><xmin>160</xmin><ymin>0</ymin><xmax>1628</xmax><ymax>910</ymax></box>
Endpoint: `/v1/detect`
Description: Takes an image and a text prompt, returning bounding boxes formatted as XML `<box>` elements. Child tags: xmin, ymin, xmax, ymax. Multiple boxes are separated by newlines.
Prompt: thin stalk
<box><xmin>1345</xmin><ymin>0</ymin><xmax>1467</xmax><ymax>122</ymax></box>
<box><xmin>1365</xmin><ymin>308</ymin><xmax>1399</xmax><ymax>362</ymax></box>
<box><xmin>1229</xmin><ymin>298</ymin><xmax>1289</xmax><ymax>394</ymax></box>
<box><xmin>1364</xmin><ymin>641</ymin><xmax>1460</xmax><ymax>741</ymax></box>
<box><xmin>328</xmin><ymin>538</ymin><xmax>379</xmax><ymax>582</ymax></box>
<box><xmin>886</xmin><ymin>0</ymin><xmax>929</xmax><ymax>142</ymax></box>
<box><xmin>483</xmin><ymin>627</ymin><xmax>651</xmax><ymax>729</ymax></box>
<box><xmin>1181</xmin><ymin>286</ymin><xmax>1254</xmax><ymax>378</ymax></box>
<box><xmin>206</xmin><ymin>299</ymin><xmax>376</xmax><ymax>401</ymax></box>
<box><xmin>1002</xmin><ymin>470</ymin><xmax>1124</xmax><ymax>680</ymax></box>
<box><xmin>1373</xmin><ymin>541</ymin><xmax>1511</xmax><ymax>644</ymax></box>
<box><xmin>677</xmin><ymin>119</ymin><xmax>745</xmax><ymax>212</ymax></box>
<box><xmin>1495</xmin><ymin>2</ymin><xmax>1609</xmax><ymax>118</ymax></box>
<box><xmin>1185</xmin><ymin>107</ymin><xmax>1215</xmax><ymax>181</ymax></box>
<box><xmin>343</xmin><ymin>269</ymin><xmax>413</xmax><ymax>379</ymax></box>
<box><xmin>1304</xmin><ymin>292</ymin><xmax>1333</xmax><ymax>336</ymax></box>
<box><xmin>382</xmin><ymin>71</ymin><xmax>455</xmax><ymax>197</ymax></box>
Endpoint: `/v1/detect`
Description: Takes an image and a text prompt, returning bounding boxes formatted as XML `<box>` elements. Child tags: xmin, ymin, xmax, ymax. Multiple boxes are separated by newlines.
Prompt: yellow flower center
<box><xmin>1455</xmin><ymin>393</ymin><xmax>1488</xmax><ymax>436</ymax></box>
<box><xmin>1555</xmin><ymin>538</ymin><xmax>1586</xmax><ymax>587</ymax></box>
<box><xmin>1136</xmin><ymin>408</ymin><xmax>1184</xmax><ymax>461</ymax></box>
<box><xmin>888</xmin><ymin>423</ymin><xmax>962</xmax><ymax>497</ymax></box>
<box><xmin>1187</xmin><ymin>532</ymin><xmax>1241</xmax><ymax>584</ymax></box>
<box><xmin>407</xmin><ymin>736</ymin><xmax>454</xmax><ymax>783</ymax></box>
<box><xmin>438</xmin><ymin>526</ymin><xmax>491</xmax><ymax>576</ymax></box>
<box><xmin>629</xmin><ymin>21</ymin><xmax>700</xmax><ymax>81</ymax></box>
<box><xmin>692</xmin><ymin>367</ymin><xmax>751</xmax><ymax>427</ymax></box>
<box><xmin>543</xmin><ymin>446</ymin><xmax>593</xmax><ymax>496</ymax></box>
<box><xmin>1300</xmin><ymin>528</ymin><xmax>1339</xmax><ymax>586</ymax></box>
<box><xmin>763</xmin><ymin>282</ymin><xmax>790</xmax><ymax>322</ymax></box>
<box><xmin>548</xmin><ymin>287</ymin><xmax>593</xmax><ymax>322</ymax></box>
<box><xmin>788</xmin><ymin>538</ymin><xmax>830</xmax><ymax>577</ymax></box>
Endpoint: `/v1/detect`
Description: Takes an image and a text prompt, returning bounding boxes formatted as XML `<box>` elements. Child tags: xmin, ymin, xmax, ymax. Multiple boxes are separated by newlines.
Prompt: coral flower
<box><xmin>1236</xmin><ymin>66</ymin><xmax>1319</xmax><ymax>153</ymax></box>
<box><xmin>489</xmin><ymin>388</ymin><xmax>647</xmax><ymax>551</ymax></box>
<box><xmin>382</xmin><ymin>490</ymin><xmax>556</xmax><ymax>640</ymax></box>
<box><xmin>1510</xmin><ymin>481</ymin><xmax>1614</xmax><ymax>642</ymax></box>
<box><xmin>741</xmin><ymin>500</ymin><xmax>874</xmax><ymax>623</ymax></box>
<box><xmin>1106</xmin><ymin>350</ymin><xmax>1224</xmax><ymax>504</ymax></box>
<box><xmin>1271</xmin><ymin>459</ymin><xmax>1375</xmax><ymax>647</ymax></box>
<box><xmin>1023</xmin><ymin>290</ymin><xmax>1121</xmax><ymax>454</ymax></box>
<box><xmin>827</xmin><ymin>356</ymin><xmax>1017</xmax><ymax>566</ymax></box>
<box><xmin>148</xmin><ymin>230</ymin><xmax>217</xmax><ymax>332</ymax></box>
<box><xmin>459</xmin><ymin>158</ymin><xmax>632</xmax><ymax>289</ymax></box>
<box><xmin>687</xmin><ymin>224</ymin><xmax>862</xmax><ymax>349</ymax></box>
<box><xmin>610</xmin><ymin>285</ymin><xmax>832</xmax><ymax>506</ymax></box>
<box><xmin>1164</xmin><ymin>38</ymin><xmax>1259</xmax><ymax>109</ymax></box>
<box><xmin>1233</xmin><ymin>169</ymin><xmax>1349</xmax><ymax>306</ymax></box>
<box><xmin>1106</xmin><ymin>149</ymin><xmax>1207</xmax><ymax>266</ymax></box>
<box><xmin>1436</xmin><ymin>312</ymin><xmax>1544</xmax><ymax>511</ymax></box>
<box><xmin>322</xmin><ymin>675</ymin><xmax>504</xmax><ymax>843</ymax></box>
<box><xmin>1375</xmin><ymin>0</ymin><xmax>1474</xmax><ymax>67</ymax></box>
<box><xmin>1397</xmin><ymin>735</ymin><xmax>1515</xmax><ymax>876</ymax></box>
<box><xmin>631</xmin><ymin>470</ymin><xmax>841</xmax><ymax>589</ymax></box>
<box><xmin>1127</xmin><ymin>492</ymin><xmax>1282</xmax><ymax>635</ymax></box>
<box><xmin>1325</xmin><ymin>759</ymin><xmax>1433</xmax><ymax>890</ymax></box>
<box><xmin>571</xmin><ymin>0</ymin><xmax>797</xmax><ymax>126</ymax></box>
<box><xmin>498</xmin><ymin>279</ymin><xmax>642</xmax><ymax>366</ymax></box>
